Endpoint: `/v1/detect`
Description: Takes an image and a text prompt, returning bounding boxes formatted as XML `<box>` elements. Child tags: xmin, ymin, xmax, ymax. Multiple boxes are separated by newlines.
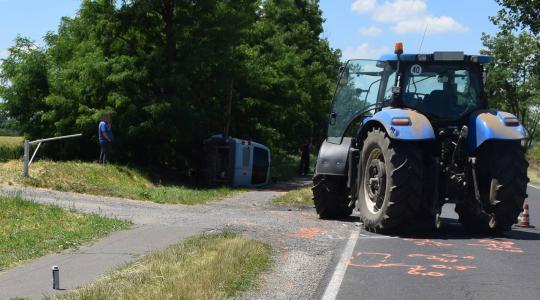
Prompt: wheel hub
<box><xmin>364</xmin><ymin>149</ymin><xmax>386</xmax><ymax>214</ymax></box>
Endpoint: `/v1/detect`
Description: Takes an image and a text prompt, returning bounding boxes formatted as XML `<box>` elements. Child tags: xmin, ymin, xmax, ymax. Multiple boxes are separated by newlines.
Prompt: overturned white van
<box><xmin>203</xmin><ymin>135</ymin><xmax>271</xmax><ymax>187</ymax></box>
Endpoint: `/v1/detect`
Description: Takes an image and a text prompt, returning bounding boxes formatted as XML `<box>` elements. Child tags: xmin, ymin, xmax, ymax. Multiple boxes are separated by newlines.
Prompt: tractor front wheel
<box><xmin>358</xmin><ymin>128</ymin><xmax>424</xmax><ymax>232</ymax></box>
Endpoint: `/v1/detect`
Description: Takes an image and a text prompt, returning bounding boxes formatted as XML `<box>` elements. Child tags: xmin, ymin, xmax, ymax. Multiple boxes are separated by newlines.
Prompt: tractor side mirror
<box><xmin>482</xmin><ymin>71</ymin><xmax>487</xmax><ymax>85</ymax></box>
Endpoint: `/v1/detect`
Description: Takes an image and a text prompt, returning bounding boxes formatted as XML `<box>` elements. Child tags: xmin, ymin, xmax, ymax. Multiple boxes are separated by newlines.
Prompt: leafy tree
<box><xmin>235</xmin><ymin>0</ymin><xmax>340</xmax><ymax>152</ymax></box>
<box><xmin>481</xmin><ymin>31</ymin><xmax>540</xmax><ymax>147</ymax></box>
<box><xmin>0</xmin><ymin>36</ymin><xmax>50</xmax><ymax>138</ymax></box>
<box><xmin>492</xmin><ymin>0</ymin><xmax>540</xmax><ymax>34</ymax></box>
<box><xmin>0</xmin><ymin>0</ymin><xmax>340</xmax><ymax>174</ymax></box>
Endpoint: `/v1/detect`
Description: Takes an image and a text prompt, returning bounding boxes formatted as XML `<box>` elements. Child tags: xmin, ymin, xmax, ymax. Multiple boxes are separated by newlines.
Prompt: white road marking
<box><xmin>357</xmin><ymin>234</ymin><xmax>398</xmax><ymax>239</ymax></box>
<box><xmin>528</xmin><ymin>184</ymin><xmax>540</xmax><ymax>191</ymax></box>
<box><xmin>321</xmin><ymin>227</ymin><xmax>360</xmax><ymax>300</ymax></box>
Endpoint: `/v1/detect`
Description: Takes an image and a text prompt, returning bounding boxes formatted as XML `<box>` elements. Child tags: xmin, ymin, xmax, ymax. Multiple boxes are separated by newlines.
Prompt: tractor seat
<box><xmin>422</xmin><ymin>90</ymin><xmax>457</xmax><ymax>116</ymax></box>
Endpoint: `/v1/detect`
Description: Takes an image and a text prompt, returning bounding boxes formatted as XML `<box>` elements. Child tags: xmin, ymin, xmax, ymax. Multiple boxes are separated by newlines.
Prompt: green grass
<box><xmin>0</xmin><ymin>136</ymin><xmax>23</xmax><ymax>162</ymax></box>
<box><xmin>527</xmin><ymin>145</ymin><xmax>540</xmax><ymax>163</ymax></box>
<box><xmin>0</xmin><ymin>160</ymin><xmax>241</xmax><ymax>205</ymax></box>
<box><xmin>0</xmin><ymin>196</ymin><xmax>130</xmax><ymax>271</ymax></box>
<box><xmin>50</xmin><ymin>231</ymin><xmax>271</xmax><ymax>300</ymax></box>
<box><xmin>527</xmin><ymin>146</ymin><xmax>540</xmax><ymax>185</ymax></box>
<box><xmin>272</xmin><ymin>186</ymin><xmax>313</xmax><ymax>207</ymax></box>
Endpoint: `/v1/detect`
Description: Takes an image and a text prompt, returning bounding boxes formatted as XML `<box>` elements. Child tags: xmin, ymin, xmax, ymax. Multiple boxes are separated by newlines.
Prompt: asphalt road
<box><xmin>326</xmin><ymin>185</ymin><xmax>540</xmax><ymax>300</ymax></box>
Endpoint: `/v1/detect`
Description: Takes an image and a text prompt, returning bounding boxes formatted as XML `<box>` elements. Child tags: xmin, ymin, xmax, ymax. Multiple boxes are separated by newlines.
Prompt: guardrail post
<box><xmin>23</xmin><ymin>140</ymin><xmax>30</xmax><ymax>177</ymax></box>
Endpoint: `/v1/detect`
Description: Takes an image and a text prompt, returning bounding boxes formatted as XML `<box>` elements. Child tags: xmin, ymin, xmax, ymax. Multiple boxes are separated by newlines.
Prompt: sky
<box><xmin>0</xmin><ymin>0</ymin><xmax>502</xmax><ymax>61</ymax></box>
<box><xmin>319</xmin><ymin>0</ymin><xmax>501</xmax><ymax>60</ymax></box>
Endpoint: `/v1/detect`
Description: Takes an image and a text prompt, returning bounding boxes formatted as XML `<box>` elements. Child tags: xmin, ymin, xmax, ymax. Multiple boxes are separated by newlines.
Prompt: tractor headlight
<box><xmin>391</xmin><ymin>117</ymin><xmax>411</xmax><ymax>126</ymax></box>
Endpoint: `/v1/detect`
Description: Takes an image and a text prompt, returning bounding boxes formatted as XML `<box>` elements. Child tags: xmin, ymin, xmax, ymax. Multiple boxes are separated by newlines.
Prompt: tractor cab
<box><xmin>328</xmin><ymin>45</ymin><xmax>492</xmax><ymax>144</ymax></box>
<box><xmin>379</xmin><ymin>51</ymin><xmax>490</xmax><ymax>122</ymax></box>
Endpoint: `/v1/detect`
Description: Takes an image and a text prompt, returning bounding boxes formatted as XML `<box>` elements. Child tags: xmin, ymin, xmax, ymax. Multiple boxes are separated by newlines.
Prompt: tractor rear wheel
<box><xmin>457</xmin><ymin>141</ymin><xmax>528</xmax><ymax>232</ymax></box>
<box><xmin>358</xmin><ymin>128</ymin><xmax>424</xmax><ymax>232</ymax></box>
<box><xmin>312</xmin><ymin>175</ymin><xmax>353</xmax><ymax>219</ymax></box>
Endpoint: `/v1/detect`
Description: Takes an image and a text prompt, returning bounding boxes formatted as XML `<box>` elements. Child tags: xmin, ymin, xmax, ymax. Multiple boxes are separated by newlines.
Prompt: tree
<box><xmin>0</xmin><ymin>0</ymin><xmax>340</xmax><ymax>174</ymax></box>
<box><xmin>481</xmin><ymin>31</ymin><xmax>540</xmax><ymax>147</ymax></box>
<box><xmin>0</xmin><ymin>36</ymin><xmax>50</xmax><ymax>138</ymax></box>
<box><xmin>234</xmin><ymin>0</ymin><xmax>340</xmax><ymax>152</ymax></box>
<box><xmin>492</xmin><ymin>0</ymin><xmax>540</xmax><ymax>34</ymax></box>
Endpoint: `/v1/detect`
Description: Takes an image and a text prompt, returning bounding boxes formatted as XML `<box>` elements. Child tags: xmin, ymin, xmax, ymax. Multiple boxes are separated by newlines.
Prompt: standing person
<box><xmin>98</xmin><ymin>112</ymin><xmax>113</xmax><ymax>164</ymax></box>
<box><xmin>299</xmin><ymin>140</ymin><xmax>311</xmax><ymax>176</ymax></box>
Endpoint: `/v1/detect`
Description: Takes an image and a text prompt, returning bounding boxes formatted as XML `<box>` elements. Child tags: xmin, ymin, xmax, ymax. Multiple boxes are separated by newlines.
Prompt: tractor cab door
<box><xmin>327</xmin><ymin>60</ymin><xmax>385</xmax><ymax>144</ymax></box>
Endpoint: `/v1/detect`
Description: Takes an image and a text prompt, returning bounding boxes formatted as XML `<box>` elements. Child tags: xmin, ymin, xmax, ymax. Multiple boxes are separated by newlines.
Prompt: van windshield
<box><xmin>402</xmin><ymin>63</ymin><xmax>483</xmax><ymax>120</ymax></box>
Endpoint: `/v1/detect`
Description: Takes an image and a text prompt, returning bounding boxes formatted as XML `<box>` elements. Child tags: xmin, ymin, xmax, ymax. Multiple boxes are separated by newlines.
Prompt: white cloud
<box><xmin>351</xmin><ymin>0</ymin><xmax>377</xmax><ymax>13</ymax></box>
<box><xmin>359</xmin><ymin>26</ymin><xmax>383</xmax><ymax>36</ymax></box>
<box><xmin>394</xmin><ymin>16</ymin><xmax>468</xmax><ymax>34</ymax></box>
<box><xmin>373</xmin><ymin>0</ymin><xmax>427</xmax><ymax>23</ymax></box>
<box><xmin>351</xmin><ymin>0</ymin><xmax>468</xmax><ymax>35</ymax></box>
<box><xmin>342</xmin><ymin>43</ymin><xmax>389</xmax><ymax>60</ymax></box>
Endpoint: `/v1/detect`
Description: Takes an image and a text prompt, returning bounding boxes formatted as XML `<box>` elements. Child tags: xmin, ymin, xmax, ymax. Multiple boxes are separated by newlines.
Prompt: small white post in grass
<box><xmin>22</xmin><ymin>133</ymin><xmax>83</xmax><ymax>177</ymax></box>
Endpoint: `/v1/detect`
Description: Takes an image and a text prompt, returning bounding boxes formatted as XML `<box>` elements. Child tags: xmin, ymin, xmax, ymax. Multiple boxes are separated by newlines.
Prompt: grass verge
<box><xmin>0</xmin><ymin>196</ymin><xmax>130</xmax><ymax>271</ymax></box>
<box><xmin>527</xmin><ymin>146</ymin><xmax>540</xmax><ymax>185</ymax></box>
<box><xmin>0</xmin><ymin>160</ymin><xmax>241</xmax><ymax>205</ymax></box>
<box><xmin>272</xmin><ymin>186</ymin><xmax>313</xmax><ymax>207</ymax></box>
<box><xmin>50</xmin><ymin>231</ymin><xmax>272</xmax><ymax>300</ymax></box>
<box><xmin>0</xmin><ymin>136</ymin><xmax>23</xmax><ymax>162</ymax></box>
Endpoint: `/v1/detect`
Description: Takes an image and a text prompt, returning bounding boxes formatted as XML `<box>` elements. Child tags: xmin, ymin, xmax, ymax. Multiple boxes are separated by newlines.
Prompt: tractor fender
<box><xmin>362</xmin><ymin>108</ymin><xmax>436</xmax><ymax>140</ymax></box>
<box><xmin>315</xmin><ymin>137</ymin><xmax>352</xmax><ymax>176</ymax></box>
<box><xmin>468</xmin><ymin>110</ymin><xmax>527</xmax><ymax>151</ymax></box>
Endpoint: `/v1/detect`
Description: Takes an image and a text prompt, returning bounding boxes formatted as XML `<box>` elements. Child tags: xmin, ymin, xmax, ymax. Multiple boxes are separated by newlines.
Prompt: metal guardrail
<box><xmin>23</xmin><ymin>133</ymin><xmax>83</xmax><ymax>177</ymax></box>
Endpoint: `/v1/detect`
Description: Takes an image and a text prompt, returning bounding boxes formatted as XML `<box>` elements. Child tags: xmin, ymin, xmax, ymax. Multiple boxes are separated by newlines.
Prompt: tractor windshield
<box><xmin>402</xmin><ymin>63</ymin><xmax>483</xmax><ymax>120</ymax></box>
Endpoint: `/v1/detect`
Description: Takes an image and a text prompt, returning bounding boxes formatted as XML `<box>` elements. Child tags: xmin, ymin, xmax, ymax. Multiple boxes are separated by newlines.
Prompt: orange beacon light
<box><xmin>394</xmin><ymin>42</ymin><xmax>404</xmax><ymax>55</ymax></box>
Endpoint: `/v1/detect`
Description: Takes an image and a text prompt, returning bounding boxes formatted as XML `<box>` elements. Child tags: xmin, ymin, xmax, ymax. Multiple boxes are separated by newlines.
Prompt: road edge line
<box><xmin>528</xmin><ymin>184</ymin><xmax>540</xmax><ymax>191</ymax></box>
<box><xmin>321</xmin><ymin>227</ymin><xmax>360</xmax><ymax>300</ymax></box>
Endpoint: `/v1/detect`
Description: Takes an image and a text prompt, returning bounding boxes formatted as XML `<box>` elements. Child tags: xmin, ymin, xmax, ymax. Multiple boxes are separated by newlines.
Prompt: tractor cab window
<box><xmin>382</xmin><ymin>71</ymin><xmax>396</xmax><ymax>101</ymax></box>
<box><xmin>328</xmin><ymin>60</ymin><xmax>384</xmax><ymax>144</ymax></box>
<box><xmin>402</xmin><ymin>63</ymin><xmax>483</xmax><ymax>120</ymax></box>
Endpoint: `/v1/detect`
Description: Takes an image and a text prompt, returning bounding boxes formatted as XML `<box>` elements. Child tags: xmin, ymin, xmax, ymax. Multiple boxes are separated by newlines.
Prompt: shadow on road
<box><xmin>341</xmin><ymin>216</ymin><xmax>540</xmax><ymax>241</ymax></box>
<box><xmin>396</xmin><ymin>218</ymin><xmax>540</xmax><ymax>240</ymax></box>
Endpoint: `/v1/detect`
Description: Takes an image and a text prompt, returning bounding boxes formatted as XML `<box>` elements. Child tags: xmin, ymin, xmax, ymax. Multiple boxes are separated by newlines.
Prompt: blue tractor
<box><xmin>313</xmin><ymin>43</ymin><xmax>528</xmax><ymax>233</ymax></box>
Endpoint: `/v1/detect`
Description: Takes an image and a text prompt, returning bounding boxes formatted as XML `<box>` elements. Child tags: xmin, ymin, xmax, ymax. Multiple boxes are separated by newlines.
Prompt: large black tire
<box><xmin>312</xmin><ymin>175</ymin><xmax>353</xmax><ymax>219</ymax></box>
<box><xmin>456</xmin><ymin>141</ymin><xmax>528</xmax><ymax>232</ymax></box>
<box><xmin>358</xmin><ymin>128</ymin><xmax>425</xmax><ymax>232</ymax></box>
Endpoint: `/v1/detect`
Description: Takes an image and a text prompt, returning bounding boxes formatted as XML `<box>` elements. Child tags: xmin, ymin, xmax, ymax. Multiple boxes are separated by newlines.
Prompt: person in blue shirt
<box><xmin>98</xmin><ymin>112</ymin><xmax>113</xmax><ymax>164</ymax></box>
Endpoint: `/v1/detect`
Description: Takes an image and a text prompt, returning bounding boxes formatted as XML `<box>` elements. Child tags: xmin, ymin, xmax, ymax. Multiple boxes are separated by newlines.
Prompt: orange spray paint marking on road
<box><xmin>347</xmin><ymin>252</ymin><xmax>477</xmax><ymax>278</ymax></box>
<box><xmin>407</xmin><ymin>265</ymin><xmax>445</xmax><ymax>277</ymax></box>
<box><xmin>408</xmin><ymin>254</ymin><xmax>458</xmax><ymax>263</ymax></box>
<box><xmin>454</xmin><ymin>265</ymin><xmax>476</xmax><ymax>271</ymax></box>
<box><xmin>289</xmin><ymin>228</ymin><xmax>327</xmax><ymax>239</ymax></box>
<box><xmin>467</xmin><ymin>239</ymin><xmax>523</xmax><ymax>253</ymax></box>
<box><xmin>403</xmin><ymin>239</ymin><xmax>453</xmax><ymax>247</ymax></box>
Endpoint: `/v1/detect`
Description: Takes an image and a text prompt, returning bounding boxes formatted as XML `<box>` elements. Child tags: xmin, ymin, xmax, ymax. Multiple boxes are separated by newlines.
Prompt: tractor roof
<box><xmin>379</xmin><ymin>52</ymin><xmax>491</xmax><ymax>64</ymax></box>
